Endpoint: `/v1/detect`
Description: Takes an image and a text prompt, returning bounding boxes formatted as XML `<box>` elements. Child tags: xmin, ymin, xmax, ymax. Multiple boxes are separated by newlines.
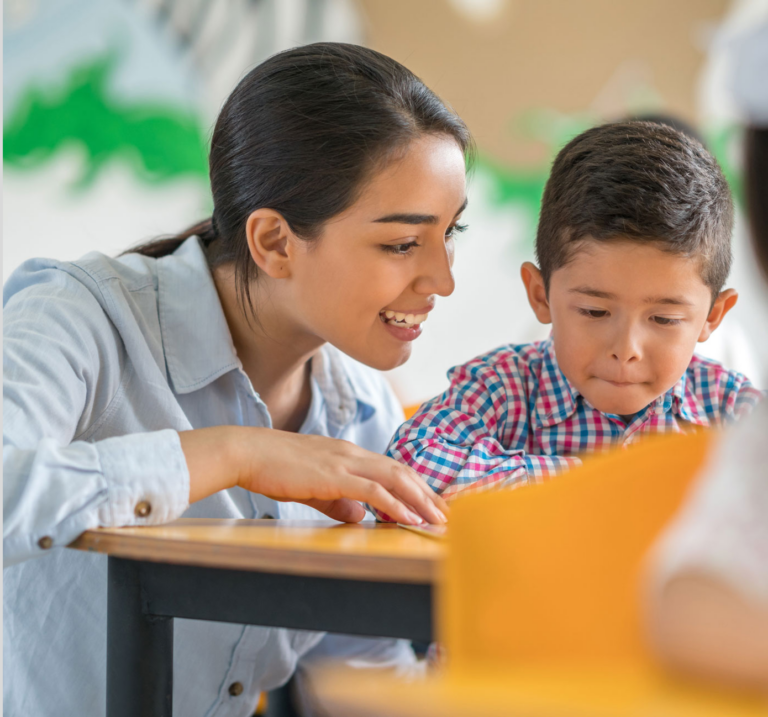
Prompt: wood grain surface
<box><xmin>68</xmin><ymin>519</ymin><xmax>443</xmax><ymax>583</ymax></box>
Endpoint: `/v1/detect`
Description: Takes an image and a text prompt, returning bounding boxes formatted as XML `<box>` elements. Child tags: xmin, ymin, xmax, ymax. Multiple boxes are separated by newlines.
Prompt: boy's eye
<box><xmin>445</xmin><ymin>222</ymin><xmax>468</xmax><ymax>239</ymax></box>
<box><xmin>652</xmin><ymin>316</ymin><xmax>682</xmax><ymax>326</ymax></box>
<box><xmin>577</xmin><ymin>307</ymin><xmax>608</xmax><ymax>319</ymax></box>
<box><xmin>383</xmin><ymin>241</ymin><xmax>419</xmax><ymax>255</ymax></box>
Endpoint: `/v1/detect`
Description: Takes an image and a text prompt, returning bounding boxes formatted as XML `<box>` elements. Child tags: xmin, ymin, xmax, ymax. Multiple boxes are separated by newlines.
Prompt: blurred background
<box><xmin>5</xmin><ymin>0</ymin><xmax>768</xmax><ymax>407</ymax></box>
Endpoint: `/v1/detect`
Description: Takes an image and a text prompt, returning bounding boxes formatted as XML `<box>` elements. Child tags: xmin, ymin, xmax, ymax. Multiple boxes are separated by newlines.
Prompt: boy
<box><xmin>386</xmin><ymin>121</ymin><xmax>763</xmax><ymax>503</ymax></box>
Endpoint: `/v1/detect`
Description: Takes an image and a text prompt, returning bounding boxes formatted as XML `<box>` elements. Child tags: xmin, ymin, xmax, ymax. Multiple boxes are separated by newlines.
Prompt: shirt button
<box><xmin>134</xmin><ymin>501</ymin><xmax>152</xmax><ymax>518</ymax></box>
<box><xmin>228</xmin><ymin>681</ymin><xmax>244</xmax><ymax>697</ymax></box>
<box><xmin>38</xmin><ymin>536</ymin><xmax>53</xmax><ymax>550</ymax></box>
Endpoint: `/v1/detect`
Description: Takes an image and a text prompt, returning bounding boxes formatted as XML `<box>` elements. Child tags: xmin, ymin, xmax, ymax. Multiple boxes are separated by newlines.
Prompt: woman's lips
<box><xmin>379</xmin><ymin>313</ymin><xmax>423</xmax><ymax>342</ymax></box>
<box><xmin>381</xmin><ymin>321</ymin><xmax>423</xmax><ymax>342</ymax></box>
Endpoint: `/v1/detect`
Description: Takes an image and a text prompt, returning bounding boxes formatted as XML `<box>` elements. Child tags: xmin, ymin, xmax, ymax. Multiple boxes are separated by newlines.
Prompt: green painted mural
<box><xmin>4</xmin><ymin>52</ymin><xmax>742</xmax><ymax>214</ymax></box>
<box><xmin>3</xmin><ymin>54</ymin><xmax>209</xmax><ymax>189</ymax></box>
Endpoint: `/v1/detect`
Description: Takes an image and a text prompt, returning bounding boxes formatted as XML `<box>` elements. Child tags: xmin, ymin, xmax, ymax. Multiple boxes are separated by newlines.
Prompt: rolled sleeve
<box><xmin>3</xmin><ymin>430</ymin><xmax>189</xmax><ymax>567</ymax></box>
<box><xmin>96</xmin><ymin>429</ymin><xmax>190</xmax><ymax>527</ymax></box>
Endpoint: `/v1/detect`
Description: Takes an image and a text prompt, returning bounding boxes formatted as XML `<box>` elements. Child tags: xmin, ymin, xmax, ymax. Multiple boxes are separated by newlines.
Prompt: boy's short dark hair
<box><xmin>535</xmin><ymin>121</ymin><xmax>733</xmax><ymax>296</ymax></box>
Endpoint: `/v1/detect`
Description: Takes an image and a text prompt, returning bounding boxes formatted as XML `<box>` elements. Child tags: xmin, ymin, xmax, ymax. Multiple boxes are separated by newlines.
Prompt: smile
<box><xmin>379</xmin><ymin>310</ymin><xmax>429</xmax><ymax>330</ymax></box>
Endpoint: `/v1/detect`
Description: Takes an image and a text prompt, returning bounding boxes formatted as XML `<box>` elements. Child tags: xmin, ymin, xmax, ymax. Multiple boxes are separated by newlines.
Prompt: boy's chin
<box><xmin>582</xmin><ymin>388</ymin><xmax>653</xmax><ymax>418</ymax></box>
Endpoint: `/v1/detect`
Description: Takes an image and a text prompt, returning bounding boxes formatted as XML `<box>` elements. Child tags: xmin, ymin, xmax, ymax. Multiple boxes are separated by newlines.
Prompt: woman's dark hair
<box><xmin>745</xmin><ymin>127</ymin><xmax>768</xmax><ymax>279</ymax></box>
<box><xmin>131</xmin><ymin>42</ymin><xmax>473</xmax><ymax>313</ymax></box>
<box><xmin>535</xmin><ymin>121</ymin><xmax>733</xmax><ymax>296</ymax></box>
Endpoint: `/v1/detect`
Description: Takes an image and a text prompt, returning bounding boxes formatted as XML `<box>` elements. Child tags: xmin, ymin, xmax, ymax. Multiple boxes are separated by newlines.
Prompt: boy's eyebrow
<box><xmin>643</xmin><ymin>295</ymin><xmax>694</xmax><ymax>306</ymax></box>
<box><xmin>569</xmin><ymin>287</ymin><xmax>616</xmax><ymax>299</ymax></box>
<box><xmin>372</xmin><ymin>197</ymin><xmax>469</xmax><ymax>225</ymax></box>
<box><xmin>569</xmin><ymin>287</ymin><xmax>694</xmax><ymax>306</ymax></box>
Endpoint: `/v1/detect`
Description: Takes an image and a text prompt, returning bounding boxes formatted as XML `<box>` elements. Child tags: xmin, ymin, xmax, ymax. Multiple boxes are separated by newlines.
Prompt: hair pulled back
<box><xmin>133</xmin><ymin>42</ymin><xmax>473</xmax><ymax>311</ymax></box>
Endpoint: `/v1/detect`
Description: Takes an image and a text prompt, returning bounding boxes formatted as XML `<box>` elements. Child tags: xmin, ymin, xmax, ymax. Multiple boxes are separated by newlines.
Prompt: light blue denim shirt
<box><xmin>3</xmin><ymin>237</ymin><xmax>411</xmax><ymax>716</ymax></box>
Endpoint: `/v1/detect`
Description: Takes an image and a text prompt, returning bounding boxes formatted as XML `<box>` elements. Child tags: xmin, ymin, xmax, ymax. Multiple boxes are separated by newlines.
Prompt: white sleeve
<box><xmin>3</xmin><ymin>263</ymin><xmax>190</xmax><ymax>567</ymax></box>
<box><xmin>651</xmin><ymin>401</ymin><xmax>768</xmax><ymax>603</ymax></box>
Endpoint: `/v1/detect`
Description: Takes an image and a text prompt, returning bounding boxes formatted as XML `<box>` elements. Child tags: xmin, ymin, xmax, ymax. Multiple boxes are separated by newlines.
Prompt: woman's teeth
<box><xmin>381</xmin><ymin>310</ymin><xmax>428</xmax><ymax>328</ymax></box>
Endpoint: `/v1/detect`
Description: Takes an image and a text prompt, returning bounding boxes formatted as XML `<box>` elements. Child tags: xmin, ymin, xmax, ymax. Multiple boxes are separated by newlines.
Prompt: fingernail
<box><xmin>405</xmin><ymin>510</ymin><xmax>422</xmax><ymax>525</ymax></box>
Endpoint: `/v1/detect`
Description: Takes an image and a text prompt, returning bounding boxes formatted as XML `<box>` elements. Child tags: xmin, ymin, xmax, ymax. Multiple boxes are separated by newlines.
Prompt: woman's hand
<box><xmin>179</xmin><ymin>426</ymin><xmax>448</xmax><ymax>525</ymax></box>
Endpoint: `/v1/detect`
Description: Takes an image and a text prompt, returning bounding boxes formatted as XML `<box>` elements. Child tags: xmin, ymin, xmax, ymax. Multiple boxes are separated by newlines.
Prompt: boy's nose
<box><xmin>610</xmin><ymin>327</ymin><xmax>642</xmax><ymax>363</ymax></box>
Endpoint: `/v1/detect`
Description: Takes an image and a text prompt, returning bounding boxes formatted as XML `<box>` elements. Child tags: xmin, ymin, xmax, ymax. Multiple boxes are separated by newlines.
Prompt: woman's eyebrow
<box><xmin>372</xmin><ymin>197</ymin><xmax>469</xmax><ymax>225</ymax></box>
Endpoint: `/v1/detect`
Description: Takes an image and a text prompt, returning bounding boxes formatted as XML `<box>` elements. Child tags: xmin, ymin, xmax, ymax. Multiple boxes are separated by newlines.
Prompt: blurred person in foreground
<box><xmin>647</xmin><ymin>19</ymin><xmax>768</xmax><ymax>693</ymax></box>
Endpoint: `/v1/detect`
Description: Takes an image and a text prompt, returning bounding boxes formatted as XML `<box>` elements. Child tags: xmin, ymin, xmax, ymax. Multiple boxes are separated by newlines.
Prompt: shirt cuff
<box><xmin>97</xmin><ymin>429</ymin><xmax>190</xmax><ymax>527</ymax></box>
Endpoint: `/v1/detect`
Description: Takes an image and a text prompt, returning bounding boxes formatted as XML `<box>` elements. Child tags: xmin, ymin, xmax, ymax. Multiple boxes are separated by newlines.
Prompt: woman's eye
<box><xmin>577</xmin><ymin>308</ymin><xmax>608</xmax><ymax>319</ymax></box>
<box><xmin>445</xmin><ymin>222</ymin><xmax>468</xmax><ymax>239</ymax></box>
<box><xmin>653</xmin><ymin>316</ymin><xmax>681</xmax><ymax>326</ymax></box>
<box><xmin>384</xmin><ymin>241</ymin><xmax>419</xmax><ymax>255</ymax></box>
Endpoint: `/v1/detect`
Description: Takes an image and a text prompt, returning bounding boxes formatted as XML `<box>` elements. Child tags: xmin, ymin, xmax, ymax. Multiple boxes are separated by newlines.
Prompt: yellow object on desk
<box><xmin>318</xmin><ymin>430</ymin><xmax>768</xmax><ymax>716</ymax></box>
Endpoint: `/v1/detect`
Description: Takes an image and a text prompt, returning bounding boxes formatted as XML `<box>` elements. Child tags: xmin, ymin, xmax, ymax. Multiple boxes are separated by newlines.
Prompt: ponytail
<box><xmin>126</xmin><ymin>217</ymin><xmax>217</xmax><ymax>258</ymax></box>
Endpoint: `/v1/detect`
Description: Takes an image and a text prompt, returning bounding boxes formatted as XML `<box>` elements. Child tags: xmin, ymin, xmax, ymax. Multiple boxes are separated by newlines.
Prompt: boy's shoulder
<box><xmin>448</xmin><ymin>339</ymin><xmax>553</xmax><ymax>380</ymax></box>
<box><xmin>684</xmin><ymin>353</ymin><xmax>763</xmax><ymax>423</ymax></box>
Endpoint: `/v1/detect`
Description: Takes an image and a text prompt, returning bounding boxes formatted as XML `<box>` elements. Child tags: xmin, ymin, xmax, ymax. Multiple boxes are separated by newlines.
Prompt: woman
<box><xmin>647</xmin><ymin>20</ymin><xmax>768</xmax><ymax>692</ymax></box>
<box><xmin>4</xmin><ymin>43</ymin><xmax>468</xmax><ymax>715</ymax></box>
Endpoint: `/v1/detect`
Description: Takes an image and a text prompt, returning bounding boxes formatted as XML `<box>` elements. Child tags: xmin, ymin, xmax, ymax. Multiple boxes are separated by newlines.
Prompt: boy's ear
<box><xmin>698</xmin><ymin>288</ymin><xmax>738</xmax><ymax>342</ymax></box>
<box><xmin>521</xmin><ymin>262</ymin><xmax>552</xmax><ymax>324</ymax></box>
<box><xmin>245</xmin><ymin>208</ymin><xmax>297</xmax><ymax>279</ymax></box>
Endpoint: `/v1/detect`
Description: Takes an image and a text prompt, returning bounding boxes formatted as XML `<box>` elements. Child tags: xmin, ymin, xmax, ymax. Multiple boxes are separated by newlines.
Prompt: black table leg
<box><xmin>106</xmin><ymin>558</ymin><xmax>432</xmax><ymax>717</ymax></box>
<box><xmin>108</xmin><ymin>557</ymin><xmax>174</xmax><ymax>717</ymax></box>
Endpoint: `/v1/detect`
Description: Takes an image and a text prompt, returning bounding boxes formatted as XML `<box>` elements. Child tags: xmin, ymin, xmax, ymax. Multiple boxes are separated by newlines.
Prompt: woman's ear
<box><xmin>521</xmin><ymin>262</ymin><xmax>552</xmax><ymax>324</ymax></box>
<box><xmin>245</xmin><ymin>209</ymin><xmax>296</xmax><ymax>279</ymax></box>
<box><xmin>698</xmin><ymin>288</ymin><xmax>739</xmax><ymax>342</ymax></box>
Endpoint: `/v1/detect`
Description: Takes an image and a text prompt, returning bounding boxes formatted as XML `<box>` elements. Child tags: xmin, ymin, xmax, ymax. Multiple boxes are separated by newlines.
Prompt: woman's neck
<box><xmin>213</xmin><ymin>266</ymin><xmax>323</xmax><ymax>432</ymax></box>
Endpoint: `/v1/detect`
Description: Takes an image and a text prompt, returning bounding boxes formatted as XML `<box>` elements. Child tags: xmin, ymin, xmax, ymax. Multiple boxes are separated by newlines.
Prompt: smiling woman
<box><xmin>3</xmin><ymin>42</ymin><xmax>470</xmax><ymax>716</ymax></box>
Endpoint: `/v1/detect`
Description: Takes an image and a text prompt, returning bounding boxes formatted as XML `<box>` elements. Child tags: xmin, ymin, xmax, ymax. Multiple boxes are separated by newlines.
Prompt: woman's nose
<box><xmin>414</xmin><ymin>240</ymin><xmax>455</xmax><ymax>297</ymax></box>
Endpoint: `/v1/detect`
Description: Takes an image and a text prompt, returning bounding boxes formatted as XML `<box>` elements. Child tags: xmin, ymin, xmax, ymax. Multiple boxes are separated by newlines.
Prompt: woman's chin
<box><xmin>341</xmin><ymin>342</ymin><xmax>413</xmax><ymax>371</ymax></box>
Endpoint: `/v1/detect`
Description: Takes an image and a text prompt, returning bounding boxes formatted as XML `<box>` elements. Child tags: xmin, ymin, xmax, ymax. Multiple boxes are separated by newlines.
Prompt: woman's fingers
<box><xmin>350</xmin><ymin>454</ymin><xmax>448</xmax><ymax>525</ymax></box>
<box><xmin>300</xmin><ymin>497</ymin><xmax>367</xmax><ymax>523</ymax></box>
<box><xmin>335</xmin><ymin>474</ymin><xmax>426</xmax><ymax>525</ymax></box>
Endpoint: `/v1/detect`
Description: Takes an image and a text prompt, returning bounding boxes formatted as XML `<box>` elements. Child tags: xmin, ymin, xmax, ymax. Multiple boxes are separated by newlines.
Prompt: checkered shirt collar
<box><xmin>533</xmin><ymin>338</ymin><xmax>711</xmax><ymax>428</ymax></box>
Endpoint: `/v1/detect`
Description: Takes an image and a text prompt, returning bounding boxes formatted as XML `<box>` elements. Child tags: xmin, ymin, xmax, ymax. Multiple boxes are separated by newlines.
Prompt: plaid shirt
<box><xmin>385</xmin><ymin>338</ymin><xmax>763</xmax><ymax>507</ymax></box>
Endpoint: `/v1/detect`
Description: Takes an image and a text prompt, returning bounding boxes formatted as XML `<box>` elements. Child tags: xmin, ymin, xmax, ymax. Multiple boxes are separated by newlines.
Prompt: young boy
<box><xmin>386</xmin><ymin>121</ymin><xmax>763</xmax><ymax>504</ymax></box>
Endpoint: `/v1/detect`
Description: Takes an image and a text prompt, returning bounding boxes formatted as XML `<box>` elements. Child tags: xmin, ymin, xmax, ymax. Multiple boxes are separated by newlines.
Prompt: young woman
<box><xmin>4</xmin><ymin>43</ymin><xmax>469</xmax><ymax>715</ymax></box>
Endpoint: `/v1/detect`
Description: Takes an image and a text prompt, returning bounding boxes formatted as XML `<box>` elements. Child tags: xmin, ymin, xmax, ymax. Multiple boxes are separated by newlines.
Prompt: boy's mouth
<box><xmin>379</xmin><ymin>310</ymin><xmax>429</xmax><ymax>330</ymax></box>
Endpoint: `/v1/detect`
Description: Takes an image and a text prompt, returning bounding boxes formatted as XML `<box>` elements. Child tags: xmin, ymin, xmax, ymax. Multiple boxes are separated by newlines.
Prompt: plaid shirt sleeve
<box><xmin>379</xmin><ymin>350</ymin><xmax>579</xmax><ymax>518</ymax></box>
<box><xmin>689</xmin><ymin>355</ymin><xmax>765</xmax><ymax>425</ymax></box>
<box><xmin>722</xmin><ymin>372</ymin><xmax>764</xmax><ymax>421</ymax></box>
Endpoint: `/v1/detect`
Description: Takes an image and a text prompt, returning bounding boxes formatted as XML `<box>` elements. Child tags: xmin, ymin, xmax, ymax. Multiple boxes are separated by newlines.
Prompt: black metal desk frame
<box><xmin>107</xmin><ymin>557</ymin><xmax>433</xmax><ymax>717</ymax></box>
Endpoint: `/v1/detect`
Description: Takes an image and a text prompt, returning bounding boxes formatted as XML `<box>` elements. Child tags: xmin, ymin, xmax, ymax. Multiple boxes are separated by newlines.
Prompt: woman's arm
<box><xmin>647</xmin><ymin>572</ymin><xmax>768</xmax><ymax>691</ymax></box>
<box><xmin>179</xmin><ymin>426</ymin><xmax>448</xmax><ymax>525</ymax></box>
<box><xmin>3</xmin><ymin>268</ymin><xmax>191</xmax><ymax>566</ymax></box>
<box><xmin>646</xmin><ymin>404</ymin><xmax>768</xmax><ymax>692</ymax></box>
<box><xmin>3</xmin><ymin>267</ymin><xmax>447</xmax><ymax>567</ymax></box>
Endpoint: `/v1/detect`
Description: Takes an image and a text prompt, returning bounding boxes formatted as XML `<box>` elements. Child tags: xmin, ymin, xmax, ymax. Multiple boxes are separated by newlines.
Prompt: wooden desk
<box><xmin>69</xmin><ymin>518</ymin><xmax>443</xmax><ymax>717</ymax></box>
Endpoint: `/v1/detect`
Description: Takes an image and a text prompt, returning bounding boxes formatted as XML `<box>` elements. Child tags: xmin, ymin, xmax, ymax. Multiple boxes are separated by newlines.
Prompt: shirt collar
<box><xmin>157</xmin><ymin>238</ymin><xmax>378</xmax><ymax>428</ymax></box>
<box><xmin>664</xmin><ymin>370</ymin><xmax>711</xmax><ymax>427</ymax></box>
<box><xmin>532</xmin><ymin>336</ymin><xmax>711</xmax><ymax>428</ymax></box>
<box><xmin>310</xmin><ymin>345</ymin><xmax>379</xmax><ymax>430</ymax></box>
<box><xmin>533</xmin><ymin>338</ymin><xmax>580</xmax><ymax>428</ymax></box>
<box><xmin>157</xmin><ymin>237</ymin><xmax>240</xmax><ymax>394</ymax></box>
